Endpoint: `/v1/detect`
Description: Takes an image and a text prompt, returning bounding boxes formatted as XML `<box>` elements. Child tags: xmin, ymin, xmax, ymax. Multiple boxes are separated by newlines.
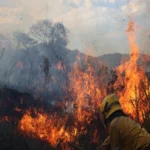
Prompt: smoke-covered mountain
<box><xmin>1</xmin><ymin>43</ymin><xmax>148</xmax><ymax>90</ymax></box>
<box><xmin>99</xmin><ymin>53</ymin><xmax>128</xmax><ymax>69</ymax></box>
<box><xmin>0</xmin><ymin>43</ymin><xmax>123</xmax><ymax>100</ymax></box>
<box><xmin>0</xmin><ymin>19</ymin><xmax>149</xmax><ymax>103</ymax></box>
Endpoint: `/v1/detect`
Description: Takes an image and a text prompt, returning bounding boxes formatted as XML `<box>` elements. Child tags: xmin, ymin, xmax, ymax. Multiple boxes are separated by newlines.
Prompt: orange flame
<box><xmin>115</xmin><ymin>20</ymin><xmax>148</xmax><ymax>121</ymax></box>
<box><xmin>19</xmin><ymin>54</ymin><xmax>107</xmax><ymax>149</ymax></box>
<box><xmin>19</xmin><ymin>110</ymin><xmax>74</xmax><ymax>149</ymax></box>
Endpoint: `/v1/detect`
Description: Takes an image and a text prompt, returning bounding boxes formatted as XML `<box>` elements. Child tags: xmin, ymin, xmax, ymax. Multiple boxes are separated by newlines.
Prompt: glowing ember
<box><xmin>56</xmin><ymin>60</ymin><xmax>64</xmax><ymax>70</ymax></box>
<box><xmin>15</xmin><ymin>107</ymin><xmax>22</xmax><ymax>112</ymax></box>
<box><xmin>0</xmin><ymin>116</ymin><xmax>10</xmax><ymax>122</ymax></box>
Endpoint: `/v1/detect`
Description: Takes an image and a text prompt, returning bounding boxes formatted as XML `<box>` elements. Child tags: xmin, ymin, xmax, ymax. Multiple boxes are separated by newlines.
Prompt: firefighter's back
<box><xmin>110</xmin><ymin>116</ymin><xmax>150</xmax><ymax>150</ymax></box>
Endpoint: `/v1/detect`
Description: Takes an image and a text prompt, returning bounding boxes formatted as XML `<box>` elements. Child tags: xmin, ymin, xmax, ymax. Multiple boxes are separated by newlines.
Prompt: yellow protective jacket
<box><xmin>101</xmin><ymin>116</ymin><xmax>150</xmax><ymax>150</ymax></box>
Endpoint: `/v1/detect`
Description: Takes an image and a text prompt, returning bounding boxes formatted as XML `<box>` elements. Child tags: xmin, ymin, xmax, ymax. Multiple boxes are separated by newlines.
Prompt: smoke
<box><xmin>58</xmin><ymin>0</ymin><xmax>150</xmax><ymax>54</ymax></box>
<box><xmin>0</xmin><ymin>0</ymin><xmax>150</xmax><ymax>55</ymax></box>
<box><xmin>0</xmin><ymin>0</ymin><xmax>149</xmax><ymax>97</ymax></box>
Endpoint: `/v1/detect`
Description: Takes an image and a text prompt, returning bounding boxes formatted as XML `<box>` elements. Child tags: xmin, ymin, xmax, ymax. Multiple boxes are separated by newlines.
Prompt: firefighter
<box><xmin>99</xmin><ymin>94</ymin><xmax>150</xmax><ymax>150</ymax></box>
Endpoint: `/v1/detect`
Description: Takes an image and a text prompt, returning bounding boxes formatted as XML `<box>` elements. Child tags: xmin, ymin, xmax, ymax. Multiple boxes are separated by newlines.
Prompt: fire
<box><xmin>68</xmin><ymin>56</ymin><xmax>106</xmax><ymax>123</ymax></box>
<box><xmin>19</xmin><ymin>54</ymin><xmax>107</xmax><ymax>149</ymax></box>
<box><xmin>18</xmin><ymin>20</ymin><xmax>150</xmax><ymax>148</ymax></box>
<box><xmin>19</xmin><ymin>110</ymin><xmax>74</xmax><ymax>148</ymax></box>
<box><xmin>115</xmin><ymin>20</ymin><xmax>148</xmax><ymax>121</ymax></box>
<box><xmin>56</xmin><ymin>60</ymin><xmax>64</xmax><ymax>70</ymax></box>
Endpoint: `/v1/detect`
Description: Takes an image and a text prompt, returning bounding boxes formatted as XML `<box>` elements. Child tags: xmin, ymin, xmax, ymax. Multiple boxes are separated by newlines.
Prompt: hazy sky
<box><xmin>0</xmin><ymin>0</ymin><xmax>150</xmax><ymax>55</ymax></box>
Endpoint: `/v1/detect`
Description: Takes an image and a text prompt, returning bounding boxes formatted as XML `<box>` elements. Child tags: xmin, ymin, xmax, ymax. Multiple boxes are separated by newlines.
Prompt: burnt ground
<box><xmin>0</xmin><ymin>121</ymin><xmax>55</xmax><ymax>150</ymax></box>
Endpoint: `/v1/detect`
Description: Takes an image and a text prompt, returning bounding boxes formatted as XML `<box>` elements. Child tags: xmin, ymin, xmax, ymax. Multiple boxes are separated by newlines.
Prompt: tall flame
<box><xmin>115</xmin><ymin>20</ymin><xmax>147</xmax><ymax>121</ymax></box>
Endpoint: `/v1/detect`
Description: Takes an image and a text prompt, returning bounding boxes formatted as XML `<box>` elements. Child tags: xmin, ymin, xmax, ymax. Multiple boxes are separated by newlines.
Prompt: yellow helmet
<box><xmin>100</xmin><ymin>94</ymin><xmax>122</xmax><ymax>120</ymax></box>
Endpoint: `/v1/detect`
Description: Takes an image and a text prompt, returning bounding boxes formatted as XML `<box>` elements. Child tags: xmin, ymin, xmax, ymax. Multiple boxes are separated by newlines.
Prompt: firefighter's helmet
<box><xmin>100</xmin><ymin>94</ymin><xmax>122</xmax><ymax>120</ymax></box>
